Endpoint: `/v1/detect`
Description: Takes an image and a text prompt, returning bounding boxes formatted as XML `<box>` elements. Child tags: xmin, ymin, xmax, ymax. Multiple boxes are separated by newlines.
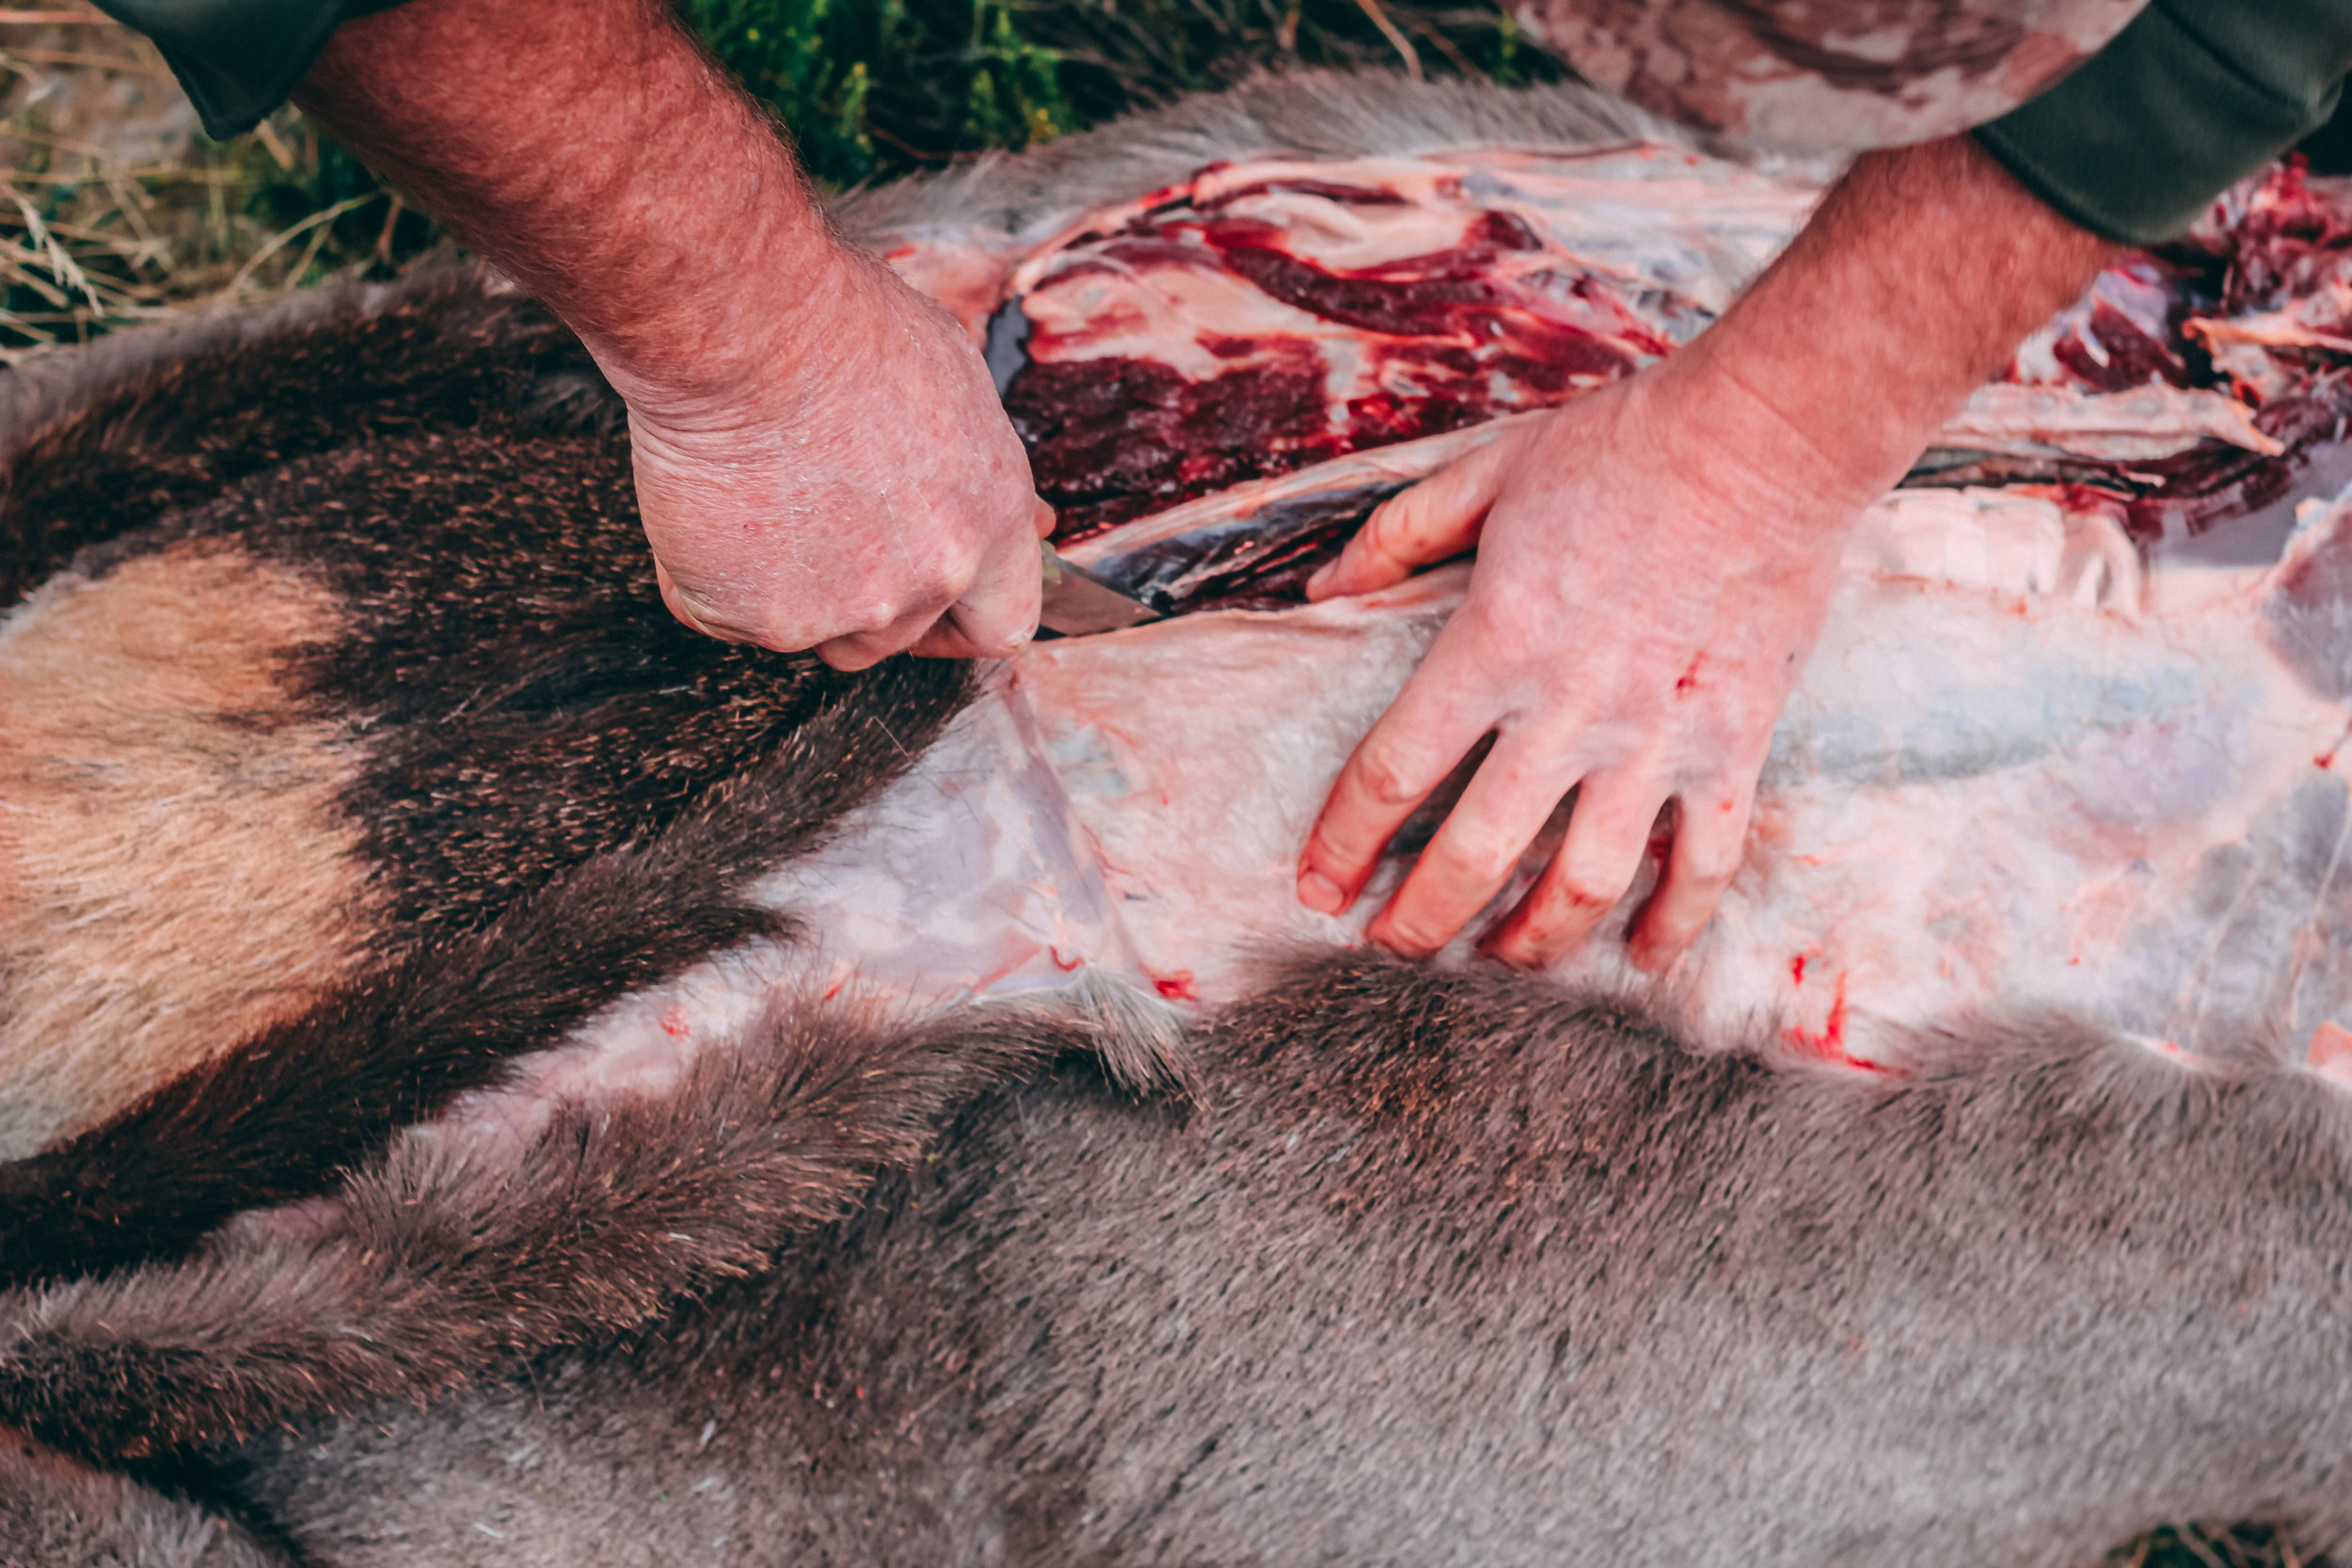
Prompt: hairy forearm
<box><xmin>292</xmin><ymin>0</ymin><xmax>840</xmax><ymax>403</ymax></box>
<box><xmin>1645</xmin><ymin>134</ymin><xmax>2118</xmax><ymax>518</ymax></box>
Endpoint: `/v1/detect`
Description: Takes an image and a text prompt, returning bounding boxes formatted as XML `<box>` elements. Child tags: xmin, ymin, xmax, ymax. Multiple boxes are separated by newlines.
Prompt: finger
<box><xmin>1629</xmin><ymin>781</ymin><xmax>1756</xmax><ymax>972</ymax></box>
<box><xmin>1296</xmin><ymin>677</ymin><xmax>1495</xmax><ymax>918</ymax></box>
<box><xmin>814</xmin><ymin>605</ymin><xmax>939</xmax><ymax>672</ymax></box>
<box><xmin>1306</xmin><ymin>438</ymin><xmax>1509</xmax><ymax>601</ymax></box>
<box><xmin>1364</xmin><ymin>736</ymin><xmax>1577</xmax><ymax>958</ymax></box>
<box><xmin>910</xmin><ymin>521</ymin><xmax>1045</xmax><ymax>661</ymax></box>
<box><xmin>656</xmin><ymin>561</ymin><xmax>748</xmax><ymax>645</ymax></box>
<box><xmin>1482</xmin><ymin>769</ymin><xmax>1668</xmax><ymax>968</ymax></box>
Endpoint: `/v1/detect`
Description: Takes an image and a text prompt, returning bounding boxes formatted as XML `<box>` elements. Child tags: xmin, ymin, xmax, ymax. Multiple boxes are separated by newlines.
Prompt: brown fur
<box><xmin>0</xmin><ymin>275</ymin><xmax>976</xmax><ymax>1276</ymax></box>
<box><xmin>0</xmin><ymin>544</ymin><xmax>374</xmax><ymax>1156</ymax></box>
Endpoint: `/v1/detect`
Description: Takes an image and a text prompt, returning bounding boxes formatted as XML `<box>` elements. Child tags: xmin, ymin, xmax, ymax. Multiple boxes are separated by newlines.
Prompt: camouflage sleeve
<box><xmin>1975</xmin><ymin>0</ymin><xmax>2352</xmax><ymax>245</ymax></box>
<box><xmin>87</xmin><ymin>0</ymin><xmax>407</xmax><ymax>138</ymax></box>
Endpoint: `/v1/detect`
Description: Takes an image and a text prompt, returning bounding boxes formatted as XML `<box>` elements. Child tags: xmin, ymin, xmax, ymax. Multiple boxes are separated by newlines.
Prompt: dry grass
<box><xmin>0</xmin><ymin>0</ymin><xmax>1547</xmax><ymax>359</ymax></box>
<box><xmin>0</xmin><ymin>7</ymin><xmax>439</xmax><ymax>360</ymax></box>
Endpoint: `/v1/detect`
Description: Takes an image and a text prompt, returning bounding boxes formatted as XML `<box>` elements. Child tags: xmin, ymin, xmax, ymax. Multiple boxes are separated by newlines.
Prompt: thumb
<box><xmin>655</xmin><ymin>560</ymin><xmax>748</xmax><ymax>645</ymax></box>
<box><xmin>1308</xmin><ymin>436</ymin><xmax>1511</xmax><ymax>601</ymax></box>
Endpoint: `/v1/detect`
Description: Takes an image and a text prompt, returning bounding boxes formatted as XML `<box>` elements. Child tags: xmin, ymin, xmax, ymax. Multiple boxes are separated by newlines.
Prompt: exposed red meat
<box><xmin>989</xmin><ymin>150</ymin><xmax>2352</xmax><ymax>556</ymax></box>
<box><xmin>1002</xmin><ymin>159</ymin><xmax>1682</xmax><ymax>540</ymax></box>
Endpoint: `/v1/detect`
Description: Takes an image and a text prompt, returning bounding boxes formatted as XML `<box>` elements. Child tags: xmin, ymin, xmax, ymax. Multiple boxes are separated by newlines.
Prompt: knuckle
<box><xmin>842</xmin><ymin>593</ymin><xmax>904</xmax><ymax>634</ymax></box>
<box><xmin>1549</xmin><ymin>872</ymin><xmax>1623</xmax><ymax>914</ymax></box>
<box><xmin>1352</xmin><ymin>747</ymin><xmax>1428</xmax><ymax>811</ymax></box>
<box><xmin>1683</xmin><ymin>844</ymin><xmax>1744</xmax><ymax>887</ymax></box>
<box><xmin>915</xmin><ymin>556</ymin><xmax>974</xmax><ymax>605</ymax></box>
<box><xmin>1438</xmin><ymin>830</ymin><xmax>1524</xmax><ymax>887</ymax></box>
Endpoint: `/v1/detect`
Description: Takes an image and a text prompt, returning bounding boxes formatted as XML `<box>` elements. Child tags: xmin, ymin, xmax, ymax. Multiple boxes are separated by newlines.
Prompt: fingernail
<box><xmin>1297</xmin><ymin>869</ymin><xmax>1345</xmax><ymax>914</ymax></box>
<box><xmin>1304</xmin><ymin>562</ymin><xmax>1335</xmax><ymax>599</ymax></box>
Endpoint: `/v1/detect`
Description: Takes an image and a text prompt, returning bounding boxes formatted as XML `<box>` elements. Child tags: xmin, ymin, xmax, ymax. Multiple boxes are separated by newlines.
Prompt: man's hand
<box><xmin>1296</xmin><ymin>363</ymin><xmax>1850</xmax><ymax>970</ymax></box>
<box><xmin>294</xmin><ymin>0</ymin><xmax>1052</xmax><ymax>671</ymax></box>
<box><xmin>628</xmin><ymin>252</ymin><xmax>1053</xmax><ymax>669</ymax></box>
<box><xmin>1298</xmin><ymin>134</ymin><xmax>2117</xmax><ymax>970</ymax></box>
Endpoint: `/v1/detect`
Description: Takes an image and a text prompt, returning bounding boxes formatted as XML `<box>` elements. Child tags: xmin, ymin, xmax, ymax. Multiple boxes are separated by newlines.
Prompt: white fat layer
<box><xmin>412</xmin><ymin>478</ymin><xmax>2352</xmax><ymax>1181</ymax></box>
<box><xmin>410</xmin><ymin>150</ymin><xmax>2352</xmax><ymax>1162</ymax></box>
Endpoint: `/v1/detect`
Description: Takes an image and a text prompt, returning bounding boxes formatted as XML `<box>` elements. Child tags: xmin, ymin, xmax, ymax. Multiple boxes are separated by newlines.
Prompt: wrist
<box><xmin>1618</xmin><ymin>346</ymin><xmax>1896</xmax><ymax>538</ymax></box>
<box><xmin>582</xmin><ymin>230</ymin><xmax>873</xmax><ymax>423</ymax></box>
<box><xmin>296</xmin><ymin>0</ymin><xmax>852</xmax><ymax>413</ymax></box>
<box><xmin>1626</xmin><ymin>134</ymin><xmax>2117</xmax><ymax>528</ymax></box>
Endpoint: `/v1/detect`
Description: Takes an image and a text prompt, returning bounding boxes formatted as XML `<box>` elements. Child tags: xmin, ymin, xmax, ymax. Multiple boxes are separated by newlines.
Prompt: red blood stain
<box><xmin>1675</xmin><ymin>656</ymin><xmax>1705</xmax><ymax>696</ymax></box>
<box><xmin>1783</xmin><ymin>971</ymin><xmax>1851</xmax><ymax>1059</ymax></box>
<box><xmin>1152</xmin><ymin>971</ymin><xmax>1199</xmax><ymax>1002</ymax></box>
<box><xmin>1198</xmin><ymin>178</ymin><xmax>1410</xmax><ymax>210</ymax></box>
<box><xmin>658</xmin><ymin>1006</ymin><xmax>690</xmax><ymax>1039</ymax></box>
<box><xmin>2320</xmin><ymin>752</ymin><xmax>2336</xmax><ymax>769</ymax></box>
<box><xmin>2051</xmin><ymin>296</ymin><xmax>2191</xmax><ymax>391</ymax></box>
<box><xmin>1789</xmin><ymin>954</ymin><xmax>1807</xmax><ymax>986</ymax></box>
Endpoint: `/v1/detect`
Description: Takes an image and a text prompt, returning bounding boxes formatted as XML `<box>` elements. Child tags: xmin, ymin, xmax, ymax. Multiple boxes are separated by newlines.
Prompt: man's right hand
<box><xmin>293</xmin><ymin>0</ymin><xmax>1055</xmax><ymax>673</ymax></box>
<box><xmin>627</xmin><ymin>249</ymin><xmax>1055</xmax><ymax>670</ymax></box>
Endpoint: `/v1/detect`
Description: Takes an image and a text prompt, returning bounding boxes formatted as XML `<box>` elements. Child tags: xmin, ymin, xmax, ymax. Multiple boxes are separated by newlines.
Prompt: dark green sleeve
<box><xmin>87</xmin><ymin>0</ymin><xmax>406</xmax><ymax>139</ymax></box>
<box><xmin>1975</xmin><ymin>0</ymin><xmax>2352</xmax><ymax>245</ymax></box>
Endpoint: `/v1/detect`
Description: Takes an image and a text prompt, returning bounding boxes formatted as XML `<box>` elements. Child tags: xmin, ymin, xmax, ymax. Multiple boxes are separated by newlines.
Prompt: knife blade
<box><xmin>1038</xmin><ymin>541</ymin><xmax>1167</xmax><ymax>636</ymax></box>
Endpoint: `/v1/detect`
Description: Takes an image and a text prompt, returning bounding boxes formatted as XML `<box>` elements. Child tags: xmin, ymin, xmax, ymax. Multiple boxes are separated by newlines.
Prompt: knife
<box><xmin>1038</xmin><ymin>541</ymin><xmax>1167</xmax><ymax>636</ymax></box>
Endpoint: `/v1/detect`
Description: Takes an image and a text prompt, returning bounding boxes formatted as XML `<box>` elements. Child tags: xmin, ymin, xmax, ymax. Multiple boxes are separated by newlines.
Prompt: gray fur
<box><xmin>830</xmin><ymin>71</ymin><xmax>1828</xmax><ymax>246</ymax></box>
<box><xmin>0</xmin><ymin>999</ymin><xmax>1104</xmax><ymax>1465</ymax></box>
<box><xmin>0</xmin><ymin>1432</ymin><xmax>291</xmax><ymax>1567</ymax></box>
<box><xmin>210</xmin><ymin>952</ymin><xmax>2352</xmax><ymax>1566</ymax></box>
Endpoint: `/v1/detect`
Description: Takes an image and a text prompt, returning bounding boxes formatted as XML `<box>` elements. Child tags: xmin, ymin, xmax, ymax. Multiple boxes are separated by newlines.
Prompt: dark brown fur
<box><xmin>0</xmin><ymin>265</ymin><xmax>978</xmax><ymax>1283</ymax></box>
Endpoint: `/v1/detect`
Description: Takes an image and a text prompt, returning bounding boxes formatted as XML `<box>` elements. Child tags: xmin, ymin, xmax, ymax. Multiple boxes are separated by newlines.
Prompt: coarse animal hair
<box><xmin>833</xmin><ymin>70</ymin><xmax>1824</xmax><ymax>244</ymax></box>
<box><xmin>0</xmin><ymin>261</ymin><xmax>977</xmax><ymax>1282</ymax></box>
<box><xmin>7</xmin><ymin>952</ymin><xmax>2347</xmax><ymax>1565</ymax></box>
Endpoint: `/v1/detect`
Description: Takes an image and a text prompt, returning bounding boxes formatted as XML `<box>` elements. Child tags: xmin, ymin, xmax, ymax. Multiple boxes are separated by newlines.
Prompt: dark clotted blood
<box><xmin>1210</xmin><ymin>211</ymin><xmax>1557</xmax><ymax>340</ymax></box>
<box><xmin>2053</xmin><ymin>299</ymin><xmax>2192</xmax><ymax>391</ymax></box>
<box><xmin>1198</xmin><ymin>178</ymin><xmax>1411</xmax><ymax>209</ymax></box>
<box><xmin>1006</xmin><ymin>348</ymin><xmax>1343</xmax><ymax>541</ymax></box>
<box><xmin>1219</xmin><ymin>241</ymin><xmax>1515</xmax><ymax>336</ymax></box>
<box><xmin>1011</xmin><ymin>205</ymin><xmax>1659</xmax><ymax>542</ymax></box>
<box><xmin>1168</xmin><ymin>519</ymin><xmax>1359</xmax><ymax>613</ymax></box>
<box><xmin>2217</xmin><ymin>156</ymin><xmax>2352</xmax><ymax>316</ymax></box>
<box><xmin>2126</xmin><ymin>372</ymin><xmax>2352</xmax><ymax>541</ymax></box>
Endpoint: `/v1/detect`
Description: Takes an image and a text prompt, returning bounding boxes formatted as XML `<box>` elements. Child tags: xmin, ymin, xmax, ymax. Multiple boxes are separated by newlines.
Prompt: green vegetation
<box><xmin>678</xmin><ymin>0</ymin><xmax>1547</xmax><ymax>186</ymax></box>
<box><xmin>2106</xmin><ymin>1522</ymin><xmax>2320</xmax><ymax>1568</ymax></box>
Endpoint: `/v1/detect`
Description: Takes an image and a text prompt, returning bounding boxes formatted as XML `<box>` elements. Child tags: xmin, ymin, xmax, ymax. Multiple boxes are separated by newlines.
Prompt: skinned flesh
<box><xmin>312</xmin><ymin>140</ymin><xmax>2352</xmax><ymax>1184</ymax></box>
<box><xmin>455</xmin><ymin>145</ymin><xmax>2352</xmax><ymax>1146</ymax></box>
